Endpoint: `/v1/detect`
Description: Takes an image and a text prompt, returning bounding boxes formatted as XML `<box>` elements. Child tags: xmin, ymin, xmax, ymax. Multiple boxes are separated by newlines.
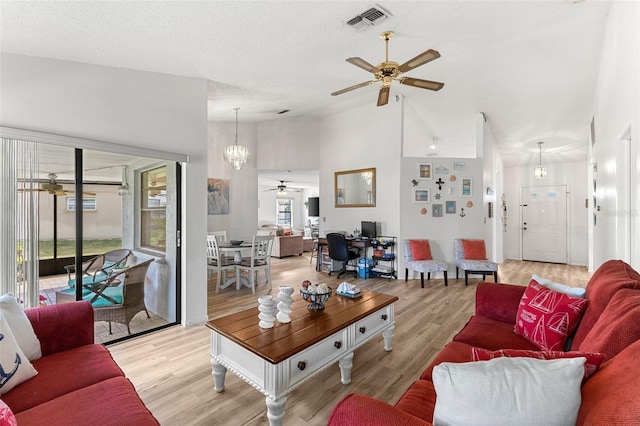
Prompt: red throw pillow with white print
<box><xmin>470</xmin><ymin>347</ymin><xmax>605</xmax><ymax>380</ymax></box>
<box><xmin>514</xmin><ymin>280</ymin><xmax>588</xmax><ymax>351</ymax></box>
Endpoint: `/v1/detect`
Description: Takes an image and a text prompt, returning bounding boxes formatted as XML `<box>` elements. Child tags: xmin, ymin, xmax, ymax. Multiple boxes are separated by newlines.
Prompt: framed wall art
<box><xmin>446</xmin><ymin>200</ymin><xmax>456</xmax><ymax>214</ymax></box>
<box><xmin>432</xmin><ymin>204</ymin><xmax>443</xmax><ymax>217</ymax></box>
<box><xmin>460</xmin><ymin>177</ymin><xmax>473</xmax><ymax>197</ymax></box>
<box><xmin>208</xmin><ymin>178</ymin><xmax>230</xmax><ymax>215</ymax></box>
<box><xmin>413</xmin><ymin>188</ymin><xmax>430</xmax><ymax>203</ymax></box>
<box><xmin>417</xmin><ymin>163</ymin><xmax>433</xmax><ymax>180</ymax></box>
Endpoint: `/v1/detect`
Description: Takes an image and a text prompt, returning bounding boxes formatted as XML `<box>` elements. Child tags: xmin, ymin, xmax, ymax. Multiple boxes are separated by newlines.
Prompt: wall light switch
<box><xmin>448</xmin><ymin>187</ymin><xmax>453</xmax><ymax>194</ymax></box>
<box><xmin>323</xmin><ymin>217</ymin><xmax>326</xmax><ymax>222</ymax></box>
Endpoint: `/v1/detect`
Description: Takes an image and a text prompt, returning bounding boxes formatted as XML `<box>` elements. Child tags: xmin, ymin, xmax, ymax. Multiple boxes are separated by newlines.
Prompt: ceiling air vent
<box><xmin>345</xmin><ymin>4</ymin><xmax>391</xmax><ymax>31</ymax></box>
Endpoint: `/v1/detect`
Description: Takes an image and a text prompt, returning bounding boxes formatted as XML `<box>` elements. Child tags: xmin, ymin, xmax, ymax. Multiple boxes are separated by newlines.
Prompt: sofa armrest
<box><xmin>25</xmin><ymin>301</ymin><xmax>94</xmax><ymax>356</ymax></box>
<box><xmin>328</xmin><ymin>394</ymin><xmax>432</xmax><ymax>426</ymax></box>
<box><xmin>475</xmin><ymin>281</ymin><xmax>526</xmax><ymax>324</ymax></box>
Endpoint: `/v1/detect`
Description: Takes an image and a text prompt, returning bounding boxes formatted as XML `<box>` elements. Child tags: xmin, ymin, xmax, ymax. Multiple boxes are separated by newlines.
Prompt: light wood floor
<box><xmin>108</xmin><ymin>255</ymin><xmax>590</xmax><ymax>426</ymax></box>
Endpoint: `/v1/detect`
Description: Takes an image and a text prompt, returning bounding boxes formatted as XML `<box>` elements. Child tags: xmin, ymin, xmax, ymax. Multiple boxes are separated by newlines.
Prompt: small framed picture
<box><xmin>460</xmin><ymin>177</ymin><xmax>473</xmax><ymax>197</ymax></box>
<box><xmin>413</xmin><ymin>189</ymin><xmax>430</xmax><ymax>203</ymax></box>
<box><xmin>432</xmin><ymin>204</ymin><xmax>443</xmax><ymax>217</ymax></box>
<box><xmin>453</xmin><ymin>161</ymin><xmax>465</xmax><ymax>171</ymax></box>
<box><xmin>417</xmin><ymin>163</ymin><xmax>433</xmax><ymax>180</ymax></box>
<box><xmin>446</xmin><ymin>201</ymin><xmax>456</xmax><ymax>214</ymax></box>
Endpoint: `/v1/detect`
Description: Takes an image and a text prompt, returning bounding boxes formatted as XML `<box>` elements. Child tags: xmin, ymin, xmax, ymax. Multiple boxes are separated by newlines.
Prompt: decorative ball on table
<box><xmin>300</xmin><ymin>280</ymin><xmax>332</xmax><ymax>310</ymax></box>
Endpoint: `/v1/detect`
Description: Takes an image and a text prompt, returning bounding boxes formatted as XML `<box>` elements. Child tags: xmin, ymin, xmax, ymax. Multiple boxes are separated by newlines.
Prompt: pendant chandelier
<box><xmin>223</xmin><ymin>107</ymin><xmax>250</xmax><ymax>171</ymax></box>
<box><xmin>534</xmin><ymin>141</ymin><xmax>547</xmax><ymax>179</ymax></box>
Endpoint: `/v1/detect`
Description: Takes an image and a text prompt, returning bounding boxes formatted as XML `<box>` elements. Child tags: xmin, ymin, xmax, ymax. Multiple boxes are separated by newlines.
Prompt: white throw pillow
<box><xmin>432</xmin><ymin>357</ymin><xmax>585</xmax><ymax>426</ymax></box>
<box><xmin>0</xmin><ymin>294</ymin><xmax>41</xmax><ymax>360</ymax></box>
<box><xmin>532</xmin><ymin>274</ymin><xmax>586</xmax><ymax>298</ymax></box>
<box><xmin>0</xmin><ymin>312</ymin><xmax>38</xmax><ymax>395</ymax></box>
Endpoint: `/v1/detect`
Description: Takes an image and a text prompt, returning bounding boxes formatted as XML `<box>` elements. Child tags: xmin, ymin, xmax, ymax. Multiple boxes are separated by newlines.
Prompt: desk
<box><xmin>217</xmin><ymin>242</ymin><xmax>252</xmax><ymax>290</ymax></box>
<box><xmin>206</xmin><ymin>290</ymin><xmax>398</xmax><ymax>426</ymax></box>
<box><xmin>316</xmin><ymin>237</ymin><xmax>372</xmax><ymax>272</ymax></box>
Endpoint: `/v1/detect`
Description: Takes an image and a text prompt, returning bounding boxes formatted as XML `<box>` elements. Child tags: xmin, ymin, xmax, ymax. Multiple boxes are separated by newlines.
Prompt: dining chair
<box><xmin>64</xmin><ymin>248</ymin><xmax>132</xmax><ymax>289</ymax></box>
<box><xmin>237</xmin><ymin>235</ymin><xmax>274</xmax><ymax>294</ymax></box>
<box><xmin>93</xmin><ymin>259</ymin><xmax>154</xmax><ymax>334</ymax></box>
<box><xmin>326</xmin><ymin>233</ymin><xmax>359</xmax><ymax>279</ymax></box>
<box><xmin>454</xmin><ymin>238</ymin><xmax>498</xmax><ymax>286</ymax></box>
<box><xmin>208</xmin><ymin>230</ymin><xmax>228</xmax><ymax>243</ymax></box>
<box><xmin>402</xmin><ymin>239</ymin><xmax>448</xmax><ymax>288</ymax></box>
<box><xmin>207</xmin><ymin>235</ymin><xmax>236</xmax><ymax>293</ymax></box>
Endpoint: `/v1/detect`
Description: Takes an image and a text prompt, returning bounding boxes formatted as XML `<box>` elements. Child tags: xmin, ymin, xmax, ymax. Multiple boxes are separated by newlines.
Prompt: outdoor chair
<box><xmin>64</xmin><ymin>248</ymin><xmax>132</xmax><ymax>289</ymax></box>
<box><xmin>403</xmin><ymin>239</ymin><xmax>448</xmax><ymax>287</ymax></box>
<box><xmin>454</xmin><ymin>238</ymin><xmax>498</xmax><ymax>286</ymax></box>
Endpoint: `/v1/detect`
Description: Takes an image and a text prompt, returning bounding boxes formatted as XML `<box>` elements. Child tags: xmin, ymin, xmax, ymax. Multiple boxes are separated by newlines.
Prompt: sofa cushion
<box><xmin>453</xmin><ymin>315</ymin><xmax>539</xmax><ymax>351</ymax></box>
<box><xmin>571</xmin><ymin>259</ymin><xmax>640</xmax><ymax>350</ymax></box>
<box><xmin>3</xmin><ymin>344</ymin><xmax>124</xmax><ymax>413</ymax></box>
<box><xmin>475</xmin><ymin>282</ymin><xmax>527</xmax><ymax>324</ymax></box>
<box><xmin>409</xmin><ymin>240</ymin><xmax>432</xmax><ymax>260</ymax></box>
<box><xmin>577</xmin><ymin>288</ymin><xmax>640</xmax><ymax>361</ymax></box>
<box><xmin>420</xmin><ymin>341</ymin><xmax>475</xmax><ymax>381</ymax></box>
<box><xmin>14</xmin><ymin>376</ymin><xmax>159</xmax><ymax>426</ymax></box>
<box><xmin>328</xmin><ymin>393</ymin><xmax>430</xmax><ymax>426</ymax></box>
<box><xmin>432</xmin><ymin>357</ymin><xmax>585</xmax><ymax>426</ymax></box>
<box><xmin>470</xmin><ymin>347</ymin><xmax>604</xmax><ymax>380</ymax></box>
<box><xmin>0</xmin><ymin>313</ymin><xmax>38</xmax><ymax>395</ymax></box>
<box><xmin>393</xmin><ymin>380</ymin><xmax>436</xmax><ymax>425</ymax></box>
<box><xmin>0</xmin><ymin>399</ymin><xmax>17</xmax><ymax>426</ymax></box>
<box><xmin>514</xmin><ymin>280</ymin><xmax>588</xmax><ymax>351</ymax></box>
<box><xmin>0</xmin><ymin>294</ymin><xmax>41</xmax><ymax>361</ymax></box>
<box><xmin>578</xmin><ymin>338</ymin><xmax>640</xmax><ymax>425</ymax></box>
<box><xmin>25</xmin><ymin>302</ymin><xmax>94</xmax><ymax>356</ymax></box>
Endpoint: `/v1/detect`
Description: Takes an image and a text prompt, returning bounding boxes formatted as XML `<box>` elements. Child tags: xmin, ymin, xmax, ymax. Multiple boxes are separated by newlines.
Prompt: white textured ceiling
<box><xmin>0</xmin><ymin>1</ymin><xmax>613</xmax><ymax>169</ymax></box>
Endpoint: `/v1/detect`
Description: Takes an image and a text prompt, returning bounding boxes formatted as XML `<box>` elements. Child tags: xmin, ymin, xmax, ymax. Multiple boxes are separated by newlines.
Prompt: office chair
<box><xmin>326</xmin><ymin>233</ymin><xmax>359</xmax><ymax>279</ymax></box>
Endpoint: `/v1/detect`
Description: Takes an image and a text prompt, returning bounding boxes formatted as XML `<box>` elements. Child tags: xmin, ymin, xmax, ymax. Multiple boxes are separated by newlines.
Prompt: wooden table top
<box><xmin>206</xmin><ymin>290</ymin><xmax>398</xmax><ymax>364</ymax></box>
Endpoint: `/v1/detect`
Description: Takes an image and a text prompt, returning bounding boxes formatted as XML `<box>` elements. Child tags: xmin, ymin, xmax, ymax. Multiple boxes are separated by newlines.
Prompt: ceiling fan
<box><xmin>263</xmin><ymin>181</ymin><xmax>302</xmax><ymax>195</ymax></box>
<box><xmin>17</xmin><ymin>173</ymin><xmax>96</xmax><ymax>196</ymax></box>
<box><xmin>331</xmin><ymin>31</ymin><xmax>444</xmax><ymax>106</ymax></box>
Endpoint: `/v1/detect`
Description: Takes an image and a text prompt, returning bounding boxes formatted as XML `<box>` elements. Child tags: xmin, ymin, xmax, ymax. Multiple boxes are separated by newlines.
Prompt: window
<box><xmin>66</xmin><ymin>197</ymin><xmax>97</xmax><ymax>211</ymax></box>
<box><xmin>276</xmin><ymin>198</ymin><xmax>293</xmax><ymax>227</ymax></box>
<box><xmin>140</xmin><ymin>166</ymin><xmax>167</xmax><ymax>252</ymax></box>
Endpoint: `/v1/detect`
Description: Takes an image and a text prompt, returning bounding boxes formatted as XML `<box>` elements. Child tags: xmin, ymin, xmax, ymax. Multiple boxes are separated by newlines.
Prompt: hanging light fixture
<box><xmin>223</xmin><ymin>107</ymin><xmax>250</xmax><ymax>171</ymax></box>
<box><xmin>534</xmin><ymin>141</ymin><xmax>547</xmax><ymax>179</ymax></box>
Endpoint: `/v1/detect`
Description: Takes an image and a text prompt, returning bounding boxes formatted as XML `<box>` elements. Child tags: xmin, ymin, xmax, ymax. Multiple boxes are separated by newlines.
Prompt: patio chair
<box><xmin>64</xmin><ymin>248</ymin><xmax>132</xmax><ymax>289</ymax></box>
<box><xmin>207</xmin><ymin>235</ymin><xmax>236</xmax><ymax>293</ymax></box>
<box><xmin>237</xmin><ymin>235</ymin><xmax>274</xmax><ymax>294</ymax></box>
<box><xmin>403</xmin><ymin>239</ymin><xmax>448</xmax><ymax>288</ymax></box>
<box><xmin>93</xmin><ymin>259</ymin><xmax>154</xmax><ymax>334</ymax></box>
<box><xmin>454</xmin><ymin>239</ymin><xmax>498</xmax><ymax>286</ymax></box>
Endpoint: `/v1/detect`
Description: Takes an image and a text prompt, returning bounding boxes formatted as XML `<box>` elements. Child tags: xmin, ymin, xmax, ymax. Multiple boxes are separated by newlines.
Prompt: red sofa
<box><xmin>3</xmin><ymin>301</ymin><xmax>158</xmax><ymax>425</ymax></box>
<box><xmin>329</xmin><ymin>259</ymin><xmax>640</xmax><ymax>425</ymax></box>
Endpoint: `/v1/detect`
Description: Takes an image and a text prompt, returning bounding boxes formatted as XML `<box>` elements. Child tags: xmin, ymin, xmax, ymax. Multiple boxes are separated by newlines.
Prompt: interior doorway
<box><xmin>521</xmin><ymin>185</ymin><xmax>568</xmax><ymax>263</ymax></box>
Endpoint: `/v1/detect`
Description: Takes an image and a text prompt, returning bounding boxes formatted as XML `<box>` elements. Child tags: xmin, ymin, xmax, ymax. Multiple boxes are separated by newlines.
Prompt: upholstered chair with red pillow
<box><xmin>454</xmin><ymin>239</ymin><xmax>498</xmax><ymax>286</ymax></box>
<box><xmin>403</xmin><ymin>239</ymin><xmax>448</xmax><ymax>288</ymax></box>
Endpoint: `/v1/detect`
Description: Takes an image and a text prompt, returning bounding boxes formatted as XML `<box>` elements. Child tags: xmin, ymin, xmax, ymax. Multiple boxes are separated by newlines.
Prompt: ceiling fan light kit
<box><xmin>223</xmin><ymin>107</ymin><xmax>250</xmax><ymax>171</ymax></box>
<box><xmin>331</xmin><ymin>30</ymin><xmax>444</xmax><ymax>106</ymax></box>
<box><xmin>534</xmin><ymin>141</ymin><xmax>547</xmax><ymax>179</ymax></box>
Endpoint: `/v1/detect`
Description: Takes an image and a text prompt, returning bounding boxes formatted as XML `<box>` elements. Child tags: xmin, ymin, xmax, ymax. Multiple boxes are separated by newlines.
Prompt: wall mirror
<box><xmin>335</xmin><ymin>168</ymin><xmax>376</xmax><ymax>208</ymax></box>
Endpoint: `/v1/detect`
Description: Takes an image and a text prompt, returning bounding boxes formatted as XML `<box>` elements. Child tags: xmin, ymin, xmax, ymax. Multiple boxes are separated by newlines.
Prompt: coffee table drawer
<box><xmin>289</xmin><ymin>330</ymin><xmax>348</xmax><ymax>385</ymax></box>
<box><xmin>355</xmin><ymin>306</ymin><xmax>393</xmax><ymax>344</ymax></box>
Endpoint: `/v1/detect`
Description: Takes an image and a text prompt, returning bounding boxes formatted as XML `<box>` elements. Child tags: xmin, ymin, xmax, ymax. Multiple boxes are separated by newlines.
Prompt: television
<box><xmin>308</xmin><ymin>197</ymin><xmax>320</xmax><ymax>217</ymax></box>
<box><xmin>361</xmin><ymin>221</ymin><xmax>377</xmax><ymax>239</ymax></box>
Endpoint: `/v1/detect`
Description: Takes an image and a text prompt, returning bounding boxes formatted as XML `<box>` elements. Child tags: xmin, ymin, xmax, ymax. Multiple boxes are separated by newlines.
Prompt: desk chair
<box><xmin>326</xmin><ymin>233</ymin><xmax>359</xmax><ymax>279</ymax></box>
<box><xmin>454</xmin><ymin>239</ymin><xmax>498</xmax><ymax>286</ymax></box>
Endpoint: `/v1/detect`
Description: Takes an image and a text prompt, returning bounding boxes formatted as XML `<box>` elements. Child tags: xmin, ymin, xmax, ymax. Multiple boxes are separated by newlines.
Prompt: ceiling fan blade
<box><xmin>346</xmin><ymin>57</ymin><xmax>380</xmax><ymax>74</ymax></box>
<box><xmin>331</xmin><ymin>81</ymin><xmax>375</xmax><ymax>96</ymax></box>
<box><xmin>55</xmin><ymin>190</ymin><xmax>67</xmax><ymax>197</ymax></box>
<box><xmin>398</xmin><ymin>49</ymin><xmax>441</xmax><ymax>73</ymax></box>
<box><xmin>83</xmin><ymin>191</ymin><xmax>97</xmax><ymax>196</ymax></box>
<box><xmin>17</xmin><ymin>188</ymin><xmax>46</xmax><ymax>192</ymax></box>
<box><xmin>377</xmin><ymin>86</ymin><xmax>390</xmax><ymax>106</ymax></box>
<box><xmin>399</xmin><ymin>77</ymin><xmax>444</xmax><ymax>91</ymax></box>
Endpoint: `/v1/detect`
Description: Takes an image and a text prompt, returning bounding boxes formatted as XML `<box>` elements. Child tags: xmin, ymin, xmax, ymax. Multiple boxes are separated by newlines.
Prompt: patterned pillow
<box><xmin>0</xmin><ymin>312</ymin><xmax>38</xmax><ymax>395</ymax></box>
<box><xmin>461</xmin><ymin>239</ymin><xmax>486</xmax><ymax>260</ymax></box>
<box><xmin>0</xmin><ymin>294</ymin><xmax>41</xmax><ymax>361</ymax></box>
<box><xmin>514</xmin><ymin>280</ymin><xmax>588</xmax><ymax>351</ymax></box>
<box><xmin>409</xmin><ymin>240</ymin><xmax>432</xmax><ymax>260</ymax></box>
<box><xmin>0</xmin><ymin>399</ymin><xmax>17</xmax><ymax>426</ymax></box>
<box><xmin>470</xmin><ymin>347</ymin><xmax>605</xmax><ymax>380</ymax></box>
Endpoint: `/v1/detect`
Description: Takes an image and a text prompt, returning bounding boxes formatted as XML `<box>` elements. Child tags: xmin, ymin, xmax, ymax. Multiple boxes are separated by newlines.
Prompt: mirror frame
<box><xmin>334</xmin><ymin>167</ymin><xmax>376</xmax><ymax>208</ymax></box>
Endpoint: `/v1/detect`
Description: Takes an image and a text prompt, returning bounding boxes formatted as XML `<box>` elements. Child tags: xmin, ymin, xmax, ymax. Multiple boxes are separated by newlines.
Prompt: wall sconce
<box><xmin>534</xmin><ymin>141</ymin><xmax>547</xmax><ymax>179</ymax></box>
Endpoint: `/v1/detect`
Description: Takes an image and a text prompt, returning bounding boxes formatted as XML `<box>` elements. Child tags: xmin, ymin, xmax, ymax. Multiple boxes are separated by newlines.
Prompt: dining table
<box><xmin>217</xmin><ymin>241</ymin><xmax>253</xmax><ymax>290</ymax></box>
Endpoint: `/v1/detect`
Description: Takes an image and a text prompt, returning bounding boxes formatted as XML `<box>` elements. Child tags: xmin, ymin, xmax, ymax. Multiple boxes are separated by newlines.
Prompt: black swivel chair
<box><xmin>326</xmin><ymin>233</ymin><xmax>360</xmax><ymax>279</ymax></box>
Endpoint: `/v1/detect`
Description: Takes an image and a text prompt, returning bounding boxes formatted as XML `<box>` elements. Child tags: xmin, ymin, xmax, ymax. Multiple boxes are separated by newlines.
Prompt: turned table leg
<box><xmin>266</xmin><ymin>395</ymin><xmax>287</xmax><ymax>426</ymax></box>
<box><xmin>211</xmin><ymin>358</ymin><xmax>227</xmax><ymax>393</ymax></box>
<box><xmin>339</xmin><ymin>352</ymin><xmax>355</xmax><ymax>385</ymax></box>
<box><xmin>382</xmin><ymin>325</ymin><xmax>395</xmax><ymax>351</ymax></box>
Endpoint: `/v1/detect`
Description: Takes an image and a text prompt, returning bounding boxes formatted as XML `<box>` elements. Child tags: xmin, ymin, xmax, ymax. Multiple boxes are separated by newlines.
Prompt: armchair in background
<box><xmin>454</xmin><ymin>239</ymin><xmax>498</xmax><ymax>286</ymax></box>
<box><xmin>403</xmin><ymin>239</ymin><xmax>448</xmax><ymax>288</ymax></box>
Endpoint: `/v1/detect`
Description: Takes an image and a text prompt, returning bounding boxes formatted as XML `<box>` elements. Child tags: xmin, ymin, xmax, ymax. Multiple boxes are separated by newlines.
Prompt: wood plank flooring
<box><xmin>108</xmin><ymin>256</ymin><xmax>590</xmax><ymax>425</ymax></box>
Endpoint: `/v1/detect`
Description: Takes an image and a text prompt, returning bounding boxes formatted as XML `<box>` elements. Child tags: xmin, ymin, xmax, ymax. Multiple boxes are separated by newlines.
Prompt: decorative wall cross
<box><xmin>435</xmin><ymin>178</ymin><xmax>445</xmax><ymax>190</ymax></box>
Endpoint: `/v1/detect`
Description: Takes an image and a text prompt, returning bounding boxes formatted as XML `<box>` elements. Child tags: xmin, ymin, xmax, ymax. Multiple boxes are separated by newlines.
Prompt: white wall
<box><xmin>503</xmin><ymin>161</ymin><xmax>588</xmax><ymax>266</ymax></box>
<box><xmin>0</xmin><ymin>53</ymin><xmax>209</xmax><ymax>326</ymax></box>
<box><xmin>256</xmin><ymin>116</ymin><xmax>320</xmax><ymax>170</ymax></box>
<box><xmin>591</xmin><ymin>1</ymin><xmax>640</xmax><ymax>271</ymax></box>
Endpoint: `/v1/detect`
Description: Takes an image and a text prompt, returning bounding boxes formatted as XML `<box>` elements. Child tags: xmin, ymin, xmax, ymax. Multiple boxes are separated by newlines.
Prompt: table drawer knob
<box><xmin>334</xmin><ymin>341</ymin><xmax>342</xmax><ymax>349</ymax></box>
<box><xmin>297</xmin><ymin>361</ymin><xmax>306</xmax><ymax>371</ymax></box>
<box><xmin>359</xmin><ymin>327</ymin><xmax>366</xmax><ymax>334</ymax></box>
<box><xmin>381</xmin><ymin>314</ymin><xmax>388</xmax><ymax>321</ymax></box>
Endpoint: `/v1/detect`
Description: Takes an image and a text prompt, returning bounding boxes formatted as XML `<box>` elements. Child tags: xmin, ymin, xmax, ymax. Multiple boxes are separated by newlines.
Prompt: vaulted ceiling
<box><xmin>1</xmin><ymin>1</ymin><xmax>612</xmax><ymax>169</ymax></box>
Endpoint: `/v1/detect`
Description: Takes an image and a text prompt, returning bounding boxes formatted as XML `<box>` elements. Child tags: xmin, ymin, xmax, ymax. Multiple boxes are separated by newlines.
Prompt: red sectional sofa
<box><xmin>4</xmin><ymin>301</ymin><xmax>158</xmax><ymax>425</ymax></box>
<box><xmin>329</xmin><ymin>259</ymin><xmax>640</xmax><ymax>425</ymax></box>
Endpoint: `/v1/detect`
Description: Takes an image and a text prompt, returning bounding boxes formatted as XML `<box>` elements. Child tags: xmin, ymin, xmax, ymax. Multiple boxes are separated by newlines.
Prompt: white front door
<box><xmin>521</xmin><ymin>185</ymin><xmax>568</xmax><ymax>263</ymax></box>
